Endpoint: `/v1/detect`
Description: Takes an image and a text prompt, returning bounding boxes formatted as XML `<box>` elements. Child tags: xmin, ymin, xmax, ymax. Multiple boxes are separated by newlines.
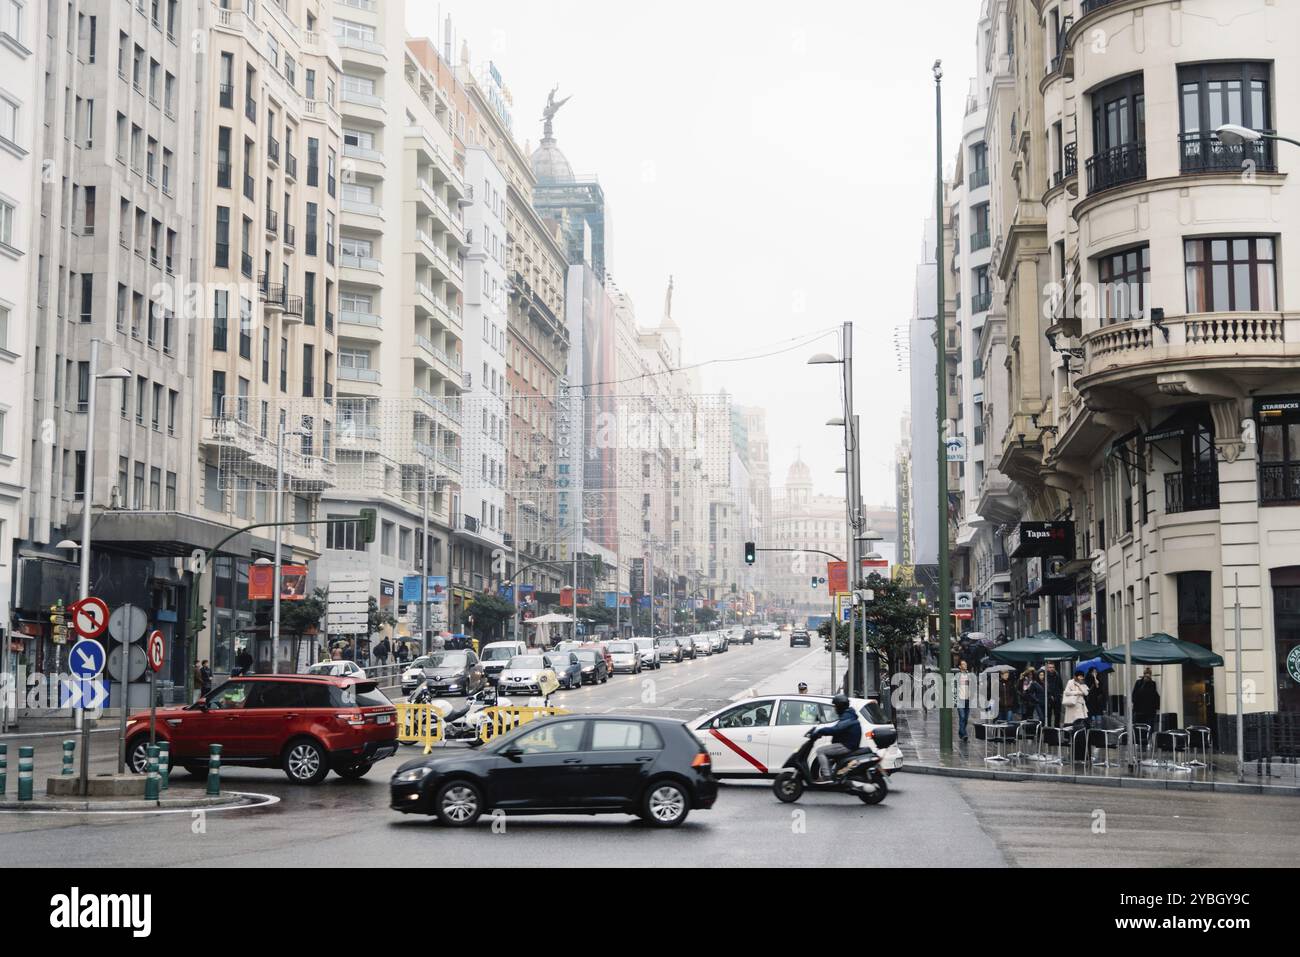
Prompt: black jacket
<box><xmin>1043</xmin><ymin>671</ymin><xmax>1064</xmax><ymax>701</ymax></box>
<box><xmin>813</xmin><ymin>708</ymin><xmax>862</xmax><ymax>750</ymax></box>
<box><xmin>1086</xmin><ymin>678</ymin><xmax>1105</xmax><ymax>715</ymax></box>
<box><xmin>1132</xmin><ymin>678</ymin><xmax>1160</xmax><ymax>715</ymax></box>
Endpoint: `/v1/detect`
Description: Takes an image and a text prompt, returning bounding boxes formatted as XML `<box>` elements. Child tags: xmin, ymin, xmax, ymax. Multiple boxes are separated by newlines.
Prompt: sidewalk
<box><xmin>893</xmin><ymin>705</ymin><xmax>1300</xmax><ymax>796</ymax></box>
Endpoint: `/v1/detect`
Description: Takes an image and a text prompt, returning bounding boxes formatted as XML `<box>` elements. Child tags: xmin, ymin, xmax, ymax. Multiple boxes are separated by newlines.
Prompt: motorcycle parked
<box><xmin>771</xmin><ymin>727</ymin><xmax>895</xmax><ymax>805</ymax></box>
<box><xmin>403</xmin><ymin>687</ymin><xmax>515</xmax><ymax>745</ymax></box>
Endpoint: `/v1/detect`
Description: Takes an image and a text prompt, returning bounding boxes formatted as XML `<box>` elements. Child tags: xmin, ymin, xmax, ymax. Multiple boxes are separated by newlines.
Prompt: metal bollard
<box><xmin>0</xmin><ymin>743</ymin><xmax>7</xmax><ymax>796</ymax></box>
<box><xmin>206</xmin><ymin>743</ymin><xmax>222</xmax><ymax>796</ymax></box>
<box><xmin>17</xmin><ymin>745</ymin><xmax>33</xmax><ymax>801</ymax></box>
<box><xmin>145</xmin><ymin>746</ymin><xmax>160</xmax><ymax>802</ymax></box>
<box><xmin>62</xmin><ymin>740</ymin><xmax>76</xmax><ymax>775</ymax></box>
<box><xmin>158</xmin><ymin>741</ymin><xmax>170</xmax><ymax>791</ymax></box>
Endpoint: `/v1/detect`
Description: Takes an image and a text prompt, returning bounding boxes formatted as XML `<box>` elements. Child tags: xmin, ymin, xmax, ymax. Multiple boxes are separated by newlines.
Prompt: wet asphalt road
<box><xmin>3</xmin><ymin>638</ymin><xmax>1300</xmax><ymax>867</ymax></box>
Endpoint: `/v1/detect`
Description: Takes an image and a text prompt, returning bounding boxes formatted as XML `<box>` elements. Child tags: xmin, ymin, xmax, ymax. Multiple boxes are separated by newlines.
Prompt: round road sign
<box><xmin>71</xmin><ymin>597</ymin><xmax>109</xmax><ymax>639</ymax></box>
<box><xmin>147</xmin><ymin>630</ymin><xmax>165</xmax><ymax>673</ymax></box>
<box><xmin>107</xmin><ymin>643</ymin><xmax>148</xmax><ymax>683</ymax></box>
<box><xmin>108</xmin><ymin>603</ymin><xmax>149</xmax><ymax>644</ymax></box>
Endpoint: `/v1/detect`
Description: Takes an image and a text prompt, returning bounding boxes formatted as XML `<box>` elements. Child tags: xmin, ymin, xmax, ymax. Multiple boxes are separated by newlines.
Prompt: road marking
<box><xmin>0</xmin><ymin>791</ymin><xmax>282</xmax><ymax>815</ymax></box>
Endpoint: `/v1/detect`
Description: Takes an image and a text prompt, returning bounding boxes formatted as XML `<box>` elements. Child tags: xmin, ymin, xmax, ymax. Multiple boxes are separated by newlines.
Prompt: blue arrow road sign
<box><xmin>69</xmin><ymin>638</ymin><xmax>106</xmax><ymax>678</ymax></box>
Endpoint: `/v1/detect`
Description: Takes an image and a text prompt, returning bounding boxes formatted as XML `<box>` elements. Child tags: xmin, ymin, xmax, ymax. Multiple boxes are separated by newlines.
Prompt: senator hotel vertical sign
<box><xmin>557</xmin><ymin>376</ymin><xmax>574</xmax><ymax>534</ymax></box>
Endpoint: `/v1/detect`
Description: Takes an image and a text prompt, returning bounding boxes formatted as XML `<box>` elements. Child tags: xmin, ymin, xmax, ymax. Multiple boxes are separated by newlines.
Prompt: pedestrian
<box><xmin>375</xmin><ymin>637</ymin><xmax>390</xmax><ymax>665</ymax></box>
<box><xmin>1017</xmin><ymin>667</ymin><xmax>1042</xmax><ymax>721</ymax></box>
<box><xmin>330</xmin><ymin>644</ymin><xmax>343</xmax><ymax>661</ymax></box>
<box><xmin>234</xmin><ymin>645</ymin><xmax>253</xmax><ymax>677</ymax></box>
<box><xmin>955</xmin><ymin>660</ymin><xmax>973</xmax><ymax>742</ymax></box>
<box><xmin>998</xmin><ymin>671</ymin><xmax>1018</xmax><ymax>723</ymax></box>
<box><xmin>1086</xmin><ymin>667</ymin><xmax>1105</xmax><ymax>727</ymax></box>
<box><xmin>1063</xmin><ymin>668</ymin><xmax>1091</xmax><ymax>761</ymax></box>
<box><xmin>197</xmin><ymin>659</ymin><xmax>213</xmax><ymax>700</ymax></box>
<box><xmin>1043</xmin><ymin>662</ymin><xmax>1064</xmax><ymax>727</ymax></box>
<box><xmin>1132</xmin><ymin>667</ymin><xmax>1160</xmax><ymax>730</ymax></box>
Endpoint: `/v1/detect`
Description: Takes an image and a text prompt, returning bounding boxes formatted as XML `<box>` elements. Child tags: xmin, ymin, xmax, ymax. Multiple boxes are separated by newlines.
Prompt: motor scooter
<box><xmin>771</xmin><ymin>727</ymin><xmax>895</xmax><ymax>805</ymax></box>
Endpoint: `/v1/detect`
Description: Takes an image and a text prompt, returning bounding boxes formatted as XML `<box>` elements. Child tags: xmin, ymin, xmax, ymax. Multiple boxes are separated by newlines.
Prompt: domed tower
<box><xmin>786</xmin><ymin>456</ymin><xmax>813</xmax><ymax>509</ymax></box>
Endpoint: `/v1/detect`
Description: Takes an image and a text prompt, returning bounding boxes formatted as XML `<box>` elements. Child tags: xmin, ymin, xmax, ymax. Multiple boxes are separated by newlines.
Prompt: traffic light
<box><xmin>49</xmin><ymin>600</ymin><xmax>68</xmax><ymax>645</ymax></box>
<box><xmin>190</xmin><ymin>605</ymin><xmax>208</xmax><ymax>635</ymax></box>
<box><xmin>358</xmin><ymin>507</ymin><xmax>377</xmax><ymax>544</ymax></box>
<box><xmin>744</xmin><ymin>541</ymin><xmax>756</xmax><ymax>565</ymax></box>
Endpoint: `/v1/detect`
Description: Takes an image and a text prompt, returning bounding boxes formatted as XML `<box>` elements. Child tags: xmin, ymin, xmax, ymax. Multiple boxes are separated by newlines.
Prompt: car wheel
<box><xmin>335</xmin><ymin>761</ymin><xmax>373</xmax><ymax>780</ymax></box>
<box><xmin>282</xmin><ymin>738</ymin><xmax>329</xmax><ymax>785</ymax></box>
<box><xmin>125</xmin><ymin>736</ymin><xmax>152</xmax><ymax>775</ymax></box>
<box><xmin>434</xmin><ymin>779</ymin><xmax>484</xmax><ymax>827</ymax></box>
<box><xmin>773</xmin><ymin>771</ymin><xmax>803</xmax><ymax>803</ymax></box>
<box><xmin>641</xmin><ymin>779</ymin><xmax>691</xmax><ymax>827</ymax></box>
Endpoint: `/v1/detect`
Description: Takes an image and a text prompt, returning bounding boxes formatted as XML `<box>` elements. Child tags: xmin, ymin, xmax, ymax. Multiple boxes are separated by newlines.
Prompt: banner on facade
<box><xmin>827</xmin><ymin>561</ymin><xmax>848</xmax><ymax>595</ymax></box>
<box><xmin>402</xmin><ymin>576</ymin><xmax>449</xmax><ymax>603</ymax></box>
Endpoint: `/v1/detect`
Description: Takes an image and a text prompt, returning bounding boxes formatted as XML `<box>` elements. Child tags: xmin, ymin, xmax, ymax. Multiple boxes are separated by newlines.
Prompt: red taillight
<box><xmin>336</xmin><ymin>712</ymin><xmax>365</xmax><ymax>726</ymax></box>
<box><xmin>692</xmin><ymin>752</ymin><xmax>711</xmax><ymax>769</ymax></box>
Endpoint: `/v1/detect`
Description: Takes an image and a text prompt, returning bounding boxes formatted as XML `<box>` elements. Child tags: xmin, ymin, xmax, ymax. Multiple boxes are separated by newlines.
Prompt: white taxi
<box><xmin>687</xmin><ymin>695</ymin><xmax>904</xmax><ymax>777</ymax></box>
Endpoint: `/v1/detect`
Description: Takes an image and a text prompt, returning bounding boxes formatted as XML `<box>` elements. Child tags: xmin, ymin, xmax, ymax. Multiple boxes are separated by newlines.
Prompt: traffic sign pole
<box><xmin>146</xmin><ymin>630</ymin><xmax>164</xmax><ymax>749</ymax></box>
<box><xmin>69</xmin><ymin>634</ymin><xmax>107</xmax><ymax>797</ymax></box>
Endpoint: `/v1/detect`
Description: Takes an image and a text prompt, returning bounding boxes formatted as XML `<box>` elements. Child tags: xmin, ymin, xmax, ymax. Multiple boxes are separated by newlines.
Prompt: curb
<box><xmin>0</xmin><ymin>791</ymin><xmax>279</xmax><ymax>813</ymax></box>
<box><xmin>896</xmin><ymin>762</ymin><xmax>1300</xmax><ymax>796</ymax></box>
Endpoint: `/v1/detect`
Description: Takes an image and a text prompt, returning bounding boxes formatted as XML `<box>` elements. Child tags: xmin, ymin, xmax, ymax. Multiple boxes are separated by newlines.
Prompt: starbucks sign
<box><xmin>1288</xmin><ymin>645</ymin><xmax>1300</xmax><ymax>685</ymax></box>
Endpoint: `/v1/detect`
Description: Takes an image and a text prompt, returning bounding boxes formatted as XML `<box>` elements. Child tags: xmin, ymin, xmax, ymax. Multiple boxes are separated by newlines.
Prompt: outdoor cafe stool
<box><xmin>1087</xmin><ymin>726</ymin><xmax>1124</xmax><ymax>768</ymax></box>
<box><xmin>1185</xmin><ymin>725</ymin><xmax>1213</xmax><ymax>768</ymax></box>
<box><xmin>975</xmin><ymin>722</ymin><xmax>1014</xmax><ymax>763</ymax></box>
<box><xmin>1039</xmin><ymin>725</ymin><xmax>1075</xmax><ymax>765</ymax></box>
<box><xmin>1126</xmin><ymin>723</ymin><xmax>1154</xmax><ymax>766</ymax></box>
<box><xmin>1010</xmin><ymin>719</ymin><xmax>1042</xmax><ymax>760</ymax></box>
<box><xmin>1153</xmin><ymin>729</ymin><xmax>1193</xmax><ymax>771</ymax></box>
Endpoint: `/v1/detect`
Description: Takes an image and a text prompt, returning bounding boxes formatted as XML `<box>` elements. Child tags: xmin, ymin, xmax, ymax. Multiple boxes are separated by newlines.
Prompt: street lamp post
<box><xmin>77</xmin><ymin>339</ymin><xmax>131</xmax><ymax>790</ymax></box>
<box><xmin>512</xmin><ymin>499</ymin><xmax>536</xmax><ymax>643</ymax></box>
<box><xmin>933</xmin><ymin>60</ymin><xmax>954</xmax><ymax>754</ymax></box>
<box><xmin>271</xmin><ymin>422</ymin><xmax>309</xmax><ymax>674</ymax></box>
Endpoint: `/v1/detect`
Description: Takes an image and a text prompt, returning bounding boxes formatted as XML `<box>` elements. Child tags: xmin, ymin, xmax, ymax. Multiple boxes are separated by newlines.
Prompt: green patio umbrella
<box><xmin>989</xmin><ymin>631</ymin><xmax>1089</xmax><ymax>663</ymax></box>
<box><xmin>1101</xmin><ymin>633</ymin><xmax>1224</xmax><ymax>668</ymax></box>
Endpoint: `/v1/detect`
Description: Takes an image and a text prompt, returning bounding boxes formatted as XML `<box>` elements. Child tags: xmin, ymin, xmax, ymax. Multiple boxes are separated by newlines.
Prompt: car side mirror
<box><xmin>503</xmin><ymin>746</ymin><xmax>525</xmax><ymax>760</ymax></box>
<box><xmin>194</xmin><ymin>700</ymin><xmax>209</xmax><ymax>712</ymax></box>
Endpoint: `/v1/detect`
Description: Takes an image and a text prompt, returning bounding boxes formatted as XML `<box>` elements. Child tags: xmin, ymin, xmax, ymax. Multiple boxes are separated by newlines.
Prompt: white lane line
<box><xmin>0</xmin><ymin>791</ymin><xmax>282</xmax><ymax>815</ymax></box>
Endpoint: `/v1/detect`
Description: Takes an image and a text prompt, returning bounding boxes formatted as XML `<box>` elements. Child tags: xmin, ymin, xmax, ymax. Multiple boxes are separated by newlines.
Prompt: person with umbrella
<box><xmin>1086</xmin><ymin>666</ymin><xmax>1106</xmax><ymax>728</ymax></box>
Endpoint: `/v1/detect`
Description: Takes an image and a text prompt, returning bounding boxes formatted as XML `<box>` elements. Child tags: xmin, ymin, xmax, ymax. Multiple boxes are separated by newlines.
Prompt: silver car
<box><xmin>606</xmin><ymin>640</ymin><xmax>642</xmax><ymax>674</ymax></box>
<box><xmin>633</xmin><ymin>637</ymin><xmax>661</xmax><ymax>670</ymax></box>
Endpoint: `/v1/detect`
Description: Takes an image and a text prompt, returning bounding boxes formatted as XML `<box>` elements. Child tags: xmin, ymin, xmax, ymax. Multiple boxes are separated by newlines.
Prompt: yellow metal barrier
<box><xmin>477</xmin><ymin>706</ymin><xmax>569</xmax><ymax>743</ymax></box>
<box><xmin>395</xmin><ymin>703</ymin><xmax>446</xmax><ymax>754</ymax></box>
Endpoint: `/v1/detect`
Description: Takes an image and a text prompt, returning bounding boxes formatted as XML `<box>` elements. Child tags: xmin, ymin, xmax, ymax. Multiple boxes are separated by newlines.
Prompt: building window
<box><xmin>1178</xmin><ymin>62</ymin><xmax>1273</xmax><ymax>173</ymax></box>
<box><xmin>1096</xmin><ymin>244</ymin><xmax>1150</xmax><ymax>323</ymax></box>
<box><xmin>1259</xmin><ymin>399</ymin><xmax>1300</xmax><ymax>506</ymax></box>
<box><xmin>1088</xmin><ymin>73</ymin><xmax>1146</xmax><ymax>193</ymax></box>
<box><xmin>1270</xmin><ymin>566</ymin><xmax>1300</xmax><ymax>713</ymax></box>
<box><xmin>327</xmin><ymin>514</ymin><xmax>366</xmax><ymax>551</ymax></box>
<box><xmin>1184</xmin><ymin>236</ymin><xmax>1276</xmax><ymax>313</ymax></box>
<box><xmin>212</xmin><ymin>289</ymin><xmax>228</xmax><ymax>350</ymax></box>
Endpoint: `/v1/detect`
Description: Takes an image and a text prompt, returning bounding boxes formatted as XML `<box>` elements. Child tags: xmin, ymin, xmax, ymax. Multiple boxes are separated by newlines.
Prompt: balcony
<box><xmin>338</xmin><ymin>366</ymin><xmax>381</xmax><ymax>384</ymax></box>
<box><xmin>1260</xmin><ymin>464</ymin><xmax>1300</xmax><ymax>507</ymax></box>
<box><xmin>240</xmin><ymin>252</ymin><xmax>253</xmax><ymax>278</ymax></box>
<box><xmin>968</xmin><ymin>167</ymin><xmax>989</xmax><ymax>190</ymax></box>
<box><xmin>1179</xmin><ymin>131</ymin><xmax>1277</xmax><ymax>175</ymax></box>
<box><xmin>335</xmin><ymin>34</ymin><xmax>386</xmax><ymax>58</ymax></box>
<box><xmin>971</xmin><ymin>291</ymin><xmax>992</xmax><ymax>313</ymax></box>
<box><xmin>245</xmin><ymin>98</ymin><xmax>256</xmax><ymax>123</ymax></box>
<box><xmin>267</xmin><ymin>136</ymin><xmax>280</xmax><ymax>166</ymax></box>
<box><xmin>341</xmin><ymin>197</ymin><xmax>383</xmax><ymax>220</ymax></box>
<box><xmin>1165</xmin><ymin>467</ymin><xmax>1219</xmax><ymax>514</ymax></box>
<box><xmin>343</xmin><ymin>143</ymin><xmax>383</xmax><ymax>165</ymax></box>
<box><xmin>216</xmin><ymin>161</ymin><xmax>231</xmax><ymax>188</ymax></box>
<box><xmin>1079</xmin><ymin>313</ymin><xmax>1297</xmax><ymax>401</ymax></box>
<box><xmin>339</xmin><ymin>309</ymin><xmax>382</xmax><ymax>330</ymax></box>
<box><xmin>218</xmin><ymin>83</ymin><xmax>233</xmax><ymax>109</ymax></box>
<box><xmin>264</xmin><ymin>209</ymin><xmax>279</xmax><ymax>235</ymax></box>
<box><xmin>340</xmin><ymin>251</ymin><xmax>382</xmax><ymax>276</ymax></box>
<box><xmin>285</xmin><ymin>153</ymin><xmax>297</xmax><ymax>180</ymax></box>
<box><xmin>283</xmin><ymin>223</ymin><xmax>295</xmax><ymax>248</ymax></box>
<box><xmin>1086</xmin><ymin>143</ymin><xmax>1146</xmax><ymax>194</ymax></box>
<box><xmin>1063</xmin><ymin>142</ymin><xmax>1077</xmax><ymax>177</ymax></box>
<box><xmin>970</xmin><ymin>230</ymin><xmax>990</xmax><ymax>251</ymax></box>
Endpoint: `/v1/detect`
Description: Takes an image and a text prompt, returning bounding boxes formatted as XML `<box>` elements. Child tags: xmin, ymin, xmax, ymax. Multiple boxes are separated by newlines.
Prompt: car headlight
<box><xmin>393</xmin><ymin>767</ymin><xmax>433</xmax><ymax>784</ymax></box>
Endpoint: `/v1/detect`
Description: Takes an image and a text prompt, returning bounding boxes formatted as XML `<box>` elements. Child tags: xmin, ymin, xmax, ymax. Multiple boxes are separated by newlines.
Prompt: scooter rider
<box><xmin>810</xmin><ymin>693</ymin><xmax>861</xmax><ymax>782</ymax></box>
<box><xmin>797</xmin><ymin>681</ymin><xmax>808</xmax><ymax>694</ymax></box>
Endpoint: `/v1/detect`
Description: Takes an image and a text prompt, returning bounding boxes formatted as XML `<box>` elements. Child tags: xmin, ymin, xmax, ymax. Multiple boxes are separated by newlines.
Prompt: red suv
<box><xmin>124</xmin><ymin>675</ymin><xmax>398</xmax><ymax>784</ymax></box>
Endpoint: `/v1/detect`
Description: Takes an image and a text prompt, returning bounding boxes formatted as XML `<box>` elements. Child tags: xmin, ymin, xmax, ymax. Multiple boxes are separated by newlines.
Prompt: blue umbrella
<box><xmin>1078</xmin><ymin>656</ymin><xmax>1113</xmax><ymax>673</ymax></box>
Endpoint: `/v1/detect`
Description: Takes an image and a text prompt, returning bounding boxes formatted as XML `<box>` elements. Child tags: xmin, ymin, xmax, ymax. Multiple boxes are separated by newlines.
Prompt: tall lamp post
<box><xmin>932</xmin><ymin>59</ymin><xmax>953</xmax><ymax>754</ymax></box>
<box><xmin>512</xmin><ymin>499</ymin><xmax>536</xmax><ymax>642</ymax></box>
<box><xmin>271</xmin><ymin>423</ymin><xmax>308</xmax><ymax>674</ymax></box>
<box><xmin>810</xmin><ymin>321</ymin><xmax>857</xmax><ymax>695</ymax></box>
<box><xmin>75</xmin><ymin>339</ymin><xmax>131</xmax><ymax>791</ymax></box>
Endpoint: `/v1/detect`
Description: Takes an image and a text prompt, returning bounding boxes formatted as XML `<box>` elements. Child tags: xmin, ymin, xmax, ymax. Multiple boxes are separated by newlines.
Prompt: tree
<box><xmin>464</xmin><ymin>592</ymin><xmax>514</xmax><ymax>640</ymax></box>
<box><xmin>817</xmin><ymin>572</ymin><xmax>926</xmax><ymax>696</ymax></box>
<box><xmin>280</xmin><ymin>588</ymin><xmax>328</xmax><ymax>666</ymax></box>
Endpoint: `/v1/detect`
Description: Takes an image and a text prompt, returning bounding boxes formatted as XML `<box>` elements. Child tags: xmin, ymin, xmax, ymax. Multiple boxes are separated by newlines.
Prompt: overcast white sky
<box><xmin>405</xmin><ymin>0</ymin><xmax>980</xmax><ymax>506</ymax></box>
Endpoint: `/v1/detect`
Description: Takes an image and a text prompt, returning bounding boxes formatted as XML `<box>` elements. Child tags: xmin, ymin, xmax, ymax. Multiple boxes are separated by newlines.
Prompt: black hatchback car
<box><xmin>790</xmin><ymin>630</ymin><xmax>812</xmax><ymax>647</ymax></box>
<box><xmin>391</xmin><ymin>715</ymin><xmax>716</xmax><ymax>827</ymax></box>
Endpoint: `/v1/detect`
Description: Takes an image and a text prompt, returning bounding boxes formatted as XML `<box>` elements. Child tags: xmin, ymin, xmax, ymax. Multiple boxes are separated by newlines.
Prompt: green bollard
<box><xmin>144</xmin><ymin>746</ymin><xmax>160</xmax><ymax>802</ymax></box>
<box><xmin>0</xmin><ymin>743</ymin><xmax>7</xmax><ymax>796</ymax></box>
<box><xmin>206</xmin><ymin>743</ymin><xmax>222</xmax><ymax>796</ymax></box>
<box><xmin>61</xmin><ymin>740</ymin><xmax>76</xmax><ymax>775</ymax></box>
<box><xmin>158</xmin><ymin>741</ymin><xmax>171</xmax><ymax>791</ymax></box>
<box><xmin>17</xmin><ymin>745</ymin><xmax>33</xmax><ymax>801</ymax></box>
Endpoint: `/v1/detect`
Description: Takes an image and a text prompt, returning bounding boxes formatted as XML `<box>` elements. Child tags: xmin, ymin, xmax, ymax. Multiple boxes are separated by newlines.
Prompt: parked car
<box><xmin>390</xmin><ymin>715</ymin><xmax>717</xmax><ymax>827</ymax></box>
<box><xmin>125</xmin><ymin>675</ymin><xmax>398</xmax><ymax>784</ymax></box>
<box><xmin>580</xmin><ymin>642</ymin><xmax>615</xmax><ymax>675</ymax></box>
<box><xmin>709</xmin><ymin>633</ymin><xmax>728</xmax><ymax>653</ymax></box>
<box><xmin>553</xmin><ymin>640</ymin><xmax>584</xmax><ymax>654</ymax></box>
<box><xmin>544</xmin><ymin>651</ymin><xmax>584</xmax><ymax>690</ymax></box>
<box><xmin>408</xmin><ymin>650</ymin><xmax>486</xmax><ymax>698</ymax></box>
<box><xmin>655</xmin><ymin>636</ymin><xmax>684</xmax><ymax>663</ymax></box>
<box><xmin>606</xmin><ymin>640</ymin><xmax>643</xmax><ymax>674</ymax></box>
<box><xmin>573</xmin><ymin>649</ymin><xmax>609</xmax><ymax>684</ymax></box>
<box><xmin>692</xmin><ymin>634</ymin><xmax>713</xmax><ymax>657</ymax></box>
<box><xmin>686</xmin><ymin>694</ymin><xmax>904</xmax><ymax>778</ymax></box>
<box><xmin>677</xmin><ymin>636</ymin><xmax>699</xmax><ymax>659</ymax></box>
<box><xmin>495</xmin><ymin>654</ymin><xmax>561</xmax><ymax>697</ymax></box>
<box><xmin>305</xmin><ymin>660</ymin><xmax>367</xmax><ymax>680</ymax></box>
<box><xmin>790</xmin><ymin>630</ymin><xmax>811</xmax><ymax>648</ymax></box>
<box><xmin>480</xmin><ymin>641</ymin><xmax>528</xmax><ymax>685</ymax></box>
